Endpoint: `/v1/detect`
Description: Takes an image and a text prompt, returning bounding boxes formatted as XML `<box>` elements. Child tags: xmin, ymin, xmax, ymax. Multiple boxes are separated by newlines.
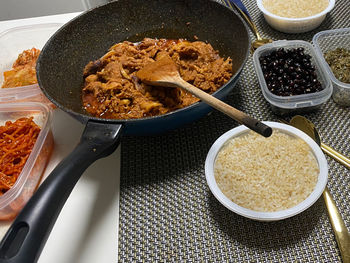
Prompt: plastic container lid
<box><xmin>0</xmin><ymin>85</ymin><xmax>54</xmax><ymax>107</ymax></box>
<box><xmin>253</xmin><ymin>40</ymin><xmax>332</xmax><ymax>115</ymax></box>
<box><xmin>313</xmin><ymin>28</ymin><xmax>350</xmax><ymax>107</ymax></box>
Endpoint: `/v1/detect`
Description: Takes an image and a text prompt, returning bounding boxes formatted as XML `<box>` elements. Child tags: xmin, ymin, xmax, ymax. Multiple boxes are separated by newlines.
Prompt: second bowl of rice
<box><xmin>205</xmin><ymin>121</ymin><xmax>328</xmax><ymax>221</ymax></box>
<box><xmin>256</xmin><ymin>0</ymin><xmax>335</xmax><ymax>33</ymax></box>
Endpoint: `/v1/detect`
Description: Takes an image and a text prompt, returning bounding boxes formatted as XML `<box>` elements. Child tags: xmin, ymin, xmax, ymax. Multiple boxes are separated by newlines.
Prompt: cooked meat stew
<box><xmin>82</xmin><ymin>38</ymin><xmax>233</xmax><ymax>119</ymax></box>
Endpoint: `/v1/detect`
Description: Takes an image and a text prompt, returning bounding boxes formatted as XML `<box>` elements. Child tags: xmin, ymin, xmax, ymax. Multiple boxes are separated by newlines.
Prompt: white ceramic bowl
<box><xmin>256</xmin><ymin>0</ymin><xmax>335</xmax><ymax>33</ymax></box>
<box><xmin>205</xmin><ymin>122</ymin><xmax>328</xmax><ymax>221</ymax></box>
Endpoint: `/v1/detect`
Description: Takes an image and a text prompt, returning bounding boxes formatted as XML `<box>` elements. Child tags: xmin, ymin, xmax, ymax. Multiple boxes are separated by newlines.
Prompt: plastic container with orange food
<box><xmin>0</xmin><ymin>24</ymin><xmax>57</xmax><ymax>220</ymax></box>
<box><xmin>0</xmin><ymin>23</ymin><xmax>62</xmax><ymax>86</ymax></box>
<box><xmin>0</xmin><ymin>102</ymin><xmax>53</xmax><ymax>220</ymax></box>
<box><xmin>0</xmin><ymin>23</ymin><xmax>62</xmax><ymax>107</ymax></box>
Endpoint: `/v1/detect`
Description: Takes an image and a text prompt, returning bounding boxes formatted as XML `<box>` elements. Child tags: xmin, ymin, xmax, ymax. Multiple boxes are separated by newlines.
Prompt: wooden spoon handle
<box><xmin>175</xmin><ymin>77</ymin><xmax>272</xmax><ymax>137</ymax></box>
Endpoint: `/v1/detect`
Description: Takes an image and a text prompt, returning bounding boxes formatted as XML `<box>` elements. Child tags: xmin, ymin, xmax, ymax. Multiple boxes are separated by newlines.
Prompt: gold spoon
<box><xmin>284</xmin><ymin>116</ymin><xmax>350</xmax><ymax>263</ymax></box>
<box><xmin>289</xmin><ymin>115</ymin><xmax>350</xmax><ymax>169</ymax></box>
<box><xmin>136</xmin><ymin>55</ymin><xmax>272</xmax><ymax>137</ymax></box>
<box><xmin>222</xmin><ymin>0</ymin><xmax>273</xmax><ymax>51</ymax></box>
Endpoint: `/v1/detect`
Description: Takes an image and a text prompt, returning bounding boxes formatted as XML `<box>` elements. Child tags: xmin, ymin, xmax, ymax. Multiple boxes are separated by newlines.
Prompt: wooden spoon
<box><xmin>136</xmin><ymin>55</ymin><xmax>272</xmax><ymax>137</ymax></box>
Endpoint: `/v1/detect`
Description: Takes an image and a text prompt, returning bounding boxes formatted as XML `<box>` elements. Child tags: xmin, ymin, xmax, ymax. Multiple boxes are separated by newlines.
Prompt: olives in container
<box><xmin>253</xmin><ymin>40</ymin><xmax>332</xmax><ymax>115</ymax></box>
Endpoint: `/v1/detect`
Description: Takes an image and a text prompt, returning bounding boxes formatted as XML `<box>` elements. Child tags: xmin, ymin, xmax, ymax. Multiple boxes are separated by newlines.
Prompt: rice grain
<box><xmin>262</xmin><ymin>0</ymin><xmax>329</xmax><ymax>18</ymax></box>
<box><xmin>214</xmin><ymin>130</ymin><xmax>319</xmax><ymax>212</ymax></box>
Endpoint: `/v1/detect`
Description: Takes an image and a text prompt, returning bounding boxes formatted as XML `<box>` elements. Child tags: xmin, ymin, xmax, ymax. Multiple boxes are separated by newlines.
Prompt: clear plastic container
<box><xmin>0</xmin><ymin>24</ymin><xmax>58</xmax><ymax>220</ymax></box>
<box><xmin>0</xmin><ymin>85</ymin><xmax>55</xmax><ymax>108</ymax></box>
<box><xmin>256</xmin><ymin>0</ymin><xmax>335</xmax><ymax>34</ymax></box>
<box><xmin>313</xmin><ymin>28</ymin><xmax>350</xmax><ymax>107</ymax></box>
<box><xmin>0</xmin><ymin>23</ymin><xmax>62</xmax><ymax>105</ymax></box>
<box><xmin>253</xmin><ymin>40</ymin><xmax>332</xmax><ymax>115</ymax></box>
<box><xmin>0</xmin><ymin>102</ymin><xmax>53</xmax><ymax>220</ymax></box>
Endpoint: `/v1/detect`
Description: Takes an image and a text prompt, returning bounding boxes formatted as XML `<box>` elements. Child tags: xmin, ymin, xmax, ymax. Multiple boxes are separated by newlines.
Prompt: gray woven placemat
<box><xmin>118</xmin><ymin>0</ymin><xmax>350</xmax><ymax>262</ymax></box>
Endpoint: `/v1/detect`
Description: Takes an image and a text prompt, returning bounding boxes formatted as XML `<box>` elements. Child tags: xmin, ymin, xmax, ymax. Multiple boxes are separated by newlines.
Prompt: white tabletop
<box><xmin>0</xmin><ymin>12</ymin><xmax>120</xmax><ymax>263</ymax></box>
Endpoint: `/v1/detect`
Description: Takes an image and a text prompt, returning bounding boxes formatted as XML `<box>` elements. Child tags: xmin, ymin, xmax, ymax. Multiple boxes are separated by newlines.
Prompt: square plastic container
<box><xmin>253</xmin><ymin>40</ymin><xmax>332</xmax><ymax>115</ymax></box>
<box><xmin>0</xmin><ymin>85</ymin><xmax>54</xmax><ymax>107</ymax></box>
<box><xmin>0</xmin><ymin>24</ymin><xmax>57</xmax><ymax>220</ymax></box>
<box><xmin>0</xmin><ymin>102</ymin><xmax>53</xmax><ymax>220</ymax></box>
<box><xmin>313</xmin><ymin>28</ymin><xmax>350</xmax><ymax>107</ymax></box>
<box><xmin>0</xmin><ymin>23</ymin><xmax>62</xmax><ymax>96</ymax></box>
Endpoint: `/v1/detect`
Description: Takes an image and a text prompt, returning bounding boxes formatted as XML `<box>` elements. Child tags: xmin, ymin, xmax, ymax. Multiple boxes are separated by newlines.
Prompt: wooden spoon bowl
<box><xmin>136</xmin><ymin>55</ymin><xmax>272</xmax><ymax>137</ymax></box>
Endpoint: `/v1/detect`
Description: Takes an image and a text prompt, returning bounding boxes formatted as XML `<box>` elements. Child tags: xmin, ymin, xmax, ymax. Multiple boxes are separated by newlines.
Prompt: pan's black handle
<box><xmin>0</xmin><ymin>121</ymin><xmax>123</xmax><ymax>263</ymax></box>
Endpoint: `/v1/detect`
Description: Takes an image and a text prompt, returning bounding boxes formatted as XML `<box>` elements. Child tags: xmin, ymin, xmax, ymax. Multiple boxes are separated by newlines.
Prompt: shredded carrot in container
<box><xmin>0</xmin><ymin>117</ymin><xmax>41</xmax><ymax>195</ymax></box>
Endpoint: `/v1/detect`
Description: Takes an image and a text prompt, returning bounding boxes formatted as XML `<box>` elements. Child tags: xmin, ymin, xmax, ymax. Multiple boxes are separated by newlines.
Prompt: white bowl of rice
<box><xmin>205</xmin><ymin>122</ymin><xmax>328</xmax><ymax>221</ymax></box>
<box><xmin>257</xmin><ymin>0</ymin><xmax>335</xmax><ymax>33</ymax></box>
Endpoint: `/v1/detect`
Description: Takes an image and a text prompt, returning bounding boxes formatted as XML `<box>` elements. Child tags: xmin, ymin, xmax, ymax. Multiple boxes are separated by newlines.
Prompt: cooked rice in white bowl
<box><xmin>205</xmin><ymin>122</ymin><xmax>328</xmax><ymax>221</ymax></box>
<box><xmin>256</xmin><ymin>0</ymin><xmax>335</xmax><ymax>33</ymax></box>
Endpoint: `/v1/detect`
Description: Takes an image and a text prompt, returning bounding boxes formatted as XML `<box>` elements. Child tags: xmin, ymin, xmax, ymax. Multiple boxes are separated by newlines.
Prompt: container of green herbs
<box><xmin>324</xmin><ymin>48</ymin><xmax>350</xmax><ymax>84</ymax></box>
<box><xmin>313</xmin><ymin>28</ymin><xmax>350</xmax><ymax>106</ymax></box>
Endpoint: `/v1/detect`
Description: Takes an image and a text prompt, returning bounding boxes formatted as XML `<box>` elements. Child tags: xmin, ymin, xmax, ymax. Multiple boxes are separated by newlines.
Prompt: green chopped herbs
<box><xmin>324</xmin><ymin>48</ymin><xmax>350</xmax><ymax>84</ymax></box>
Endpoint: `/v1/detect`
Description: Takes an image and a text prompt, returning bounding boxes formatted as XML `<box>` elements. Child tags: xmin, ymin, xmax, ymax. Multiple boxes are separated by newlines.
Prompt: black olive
<box><xmin>259</xmin><ymin>47</ymin><xmax>323</xmax><ymax>96</ymax></box>
<box><xmin>302</xmin><ymin>58</ymin><xmax>309</xmax><ymax>65</ymax></box>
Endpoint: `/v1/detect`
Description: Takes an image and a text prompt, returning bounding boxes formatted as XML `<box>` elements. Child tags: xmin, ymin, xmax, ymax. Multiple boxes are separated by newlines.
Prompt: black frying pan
<box><xmin>0</xmin><ymin>0</ymin><xmax>255</xmax><ymax>262</ymax></box>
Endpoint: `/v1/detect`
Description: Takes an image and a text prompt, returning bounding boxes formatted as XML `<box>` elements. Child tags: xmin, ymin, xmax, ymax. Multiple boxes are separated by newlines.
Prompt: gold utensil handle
<box><xmin>323</xmin><ymin>188</ymin><xmax>350</xmax><ymax>263</ymax></box>
<box><xmin>321</xmin><ymin>142</ymin><xmax>350</xmax><ymax>169</ymax></box>
<box><xmin>223</xmin><ymin>0</ymin><xmax>260</xmax><ymax>39</ymax></box>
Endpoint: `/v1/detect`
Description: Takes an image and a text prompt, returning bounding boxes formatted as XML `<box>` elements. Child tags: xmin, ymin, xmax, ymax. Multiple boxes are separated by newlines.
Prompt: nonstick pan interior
<box><xmin>37</xmin><ymin>0</ymin><xmax>250</xmax><ymax>127</ymax></box>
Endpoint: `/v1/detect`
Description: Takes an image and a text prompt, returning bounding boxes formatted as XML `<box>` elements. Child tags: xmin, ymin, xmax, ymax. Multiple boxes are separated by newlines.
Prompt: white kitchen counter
<box><xmin>0</xmin><ymin>12</ymin><xmax>120</xmax><ymax>263</ymax></box>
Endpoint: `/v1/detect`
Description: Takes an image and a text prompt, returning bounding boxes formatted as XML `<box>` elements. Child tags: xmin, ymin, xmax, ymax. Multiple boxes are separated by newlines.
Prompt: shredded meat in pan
<box><xmin>82</xmin><ymin>38</ymin><xmax>233</xmax><ymax>119</ymax></box>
